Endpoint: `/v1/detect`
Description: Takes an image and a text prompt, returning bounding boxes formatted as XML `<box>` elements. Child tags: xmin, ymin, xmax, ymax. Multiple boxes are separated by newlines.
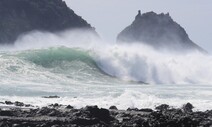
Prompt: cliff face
<box><xmin>0</xmin><ymin>0</ymin><xmax>96</xmax><ymax>44</ymax></box>
<box><xmin>117</xmin><ymin>11</ymin><xmax>205</xmax><ymax>52</ymax></box>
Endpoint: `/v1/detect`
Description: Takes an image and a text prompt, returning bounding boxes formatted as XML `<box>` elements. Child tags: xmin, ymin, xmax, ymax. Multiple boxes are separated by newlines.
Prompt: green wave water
<box><xmin>0</xmin><ymin>47</ymin><xmax>124</xmax><ymax>93</ymax></box>
<box><xmin>18</xmin><ymin>47</ymin><xmax>96</xmax><ymax>68</ymax></box>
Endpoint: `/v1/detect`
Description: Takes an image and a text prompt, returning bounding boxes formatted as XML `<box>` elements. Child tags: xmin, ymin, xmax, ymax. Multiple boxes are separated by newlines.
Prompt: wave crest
<box><xmin>18</xmin><ymin>47</ymin><xmax>95</xmax><ymax>68</ymax></box>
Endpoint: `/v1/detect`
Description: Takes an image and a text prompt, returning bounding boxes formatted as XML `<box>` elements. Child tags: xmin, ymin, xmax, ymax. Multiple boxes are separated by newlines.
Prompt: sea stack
<box><xmin>0</xmin><ymin>0</ymin><xmax>96</xmax><ymax>44</ymax></box>
<box><xmin>117</xmin><ymin>10</ymin><xmax>205</xmax><ymax>52</ymax></box>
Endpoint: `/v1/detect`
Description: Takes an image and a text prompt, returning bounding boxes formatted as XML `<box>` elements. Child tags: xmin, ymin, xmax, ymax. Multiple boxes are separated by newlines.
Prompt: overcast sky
<box><xmin>65</xmin><ymin>0</ymin><xmax>212</xmax><ymax>52</ymax></box>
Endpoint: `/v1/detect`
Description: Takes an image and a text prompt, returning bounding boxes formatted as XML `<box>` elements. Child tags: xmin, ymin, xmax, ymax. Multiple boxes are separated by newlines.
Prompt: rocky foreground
<box><xmin>0</xmin><ymin>101</ymin><xmax>212</xmax><ymax>127</ymax></box>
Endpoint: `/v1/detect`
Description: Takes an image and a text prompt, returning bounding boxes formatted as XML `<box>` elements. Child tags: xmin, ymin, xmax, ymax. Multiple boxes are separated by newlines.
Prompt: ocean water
<box><xmin>0</xmin><ymin>30</ymin><xmax>212</xmax><ymax>111</ymax></box>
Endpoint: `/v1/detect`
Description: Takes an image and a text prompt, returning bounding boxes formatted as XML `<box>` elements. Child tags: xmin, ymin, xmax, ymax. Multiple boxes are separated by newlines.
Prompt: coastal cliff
<box><xmin>0</xmin><ymin>0</ymin><xmax>96</xmax><ymax>44</ymax></box>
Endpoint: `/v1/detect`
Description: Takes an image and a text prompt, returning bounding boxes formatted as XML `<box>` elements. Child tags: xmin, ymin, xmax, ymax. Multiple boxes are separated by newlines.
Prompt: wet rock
<box><xmin>85</xmin><ymin>106</ymin><xmax>113</xmax><ymax>123</ymax></box>
<box><xmin>0</xmin><ymin>121</ymin><xmax>10</xmax><ymax>127</ymax></box>
<box><xmin>139</xmin><ymin>108</ymin><xmax>153</xmax><ymax>112</ymax></box>
<box><xmin>37</xmin><ymin>107</ymin><xmax>52</xmax><ymax>115</ymax></box>
<box><xmin>0</xmin><ymin>110</ymin><xmax>13</xmax><ymax>116</ymax></box>
<box><xmin>66</xmin><ymin>105</ymin><xmax>74</xmax><ymax>109</ymax></box>
<box><xmin>12</xmin><ymin>124</ymin><xmax>20</xmax><ymax>127</ymax></box>
<box><xmin>155</xmin><ymin>104</ymin><xmax>170</xmax><ymax>111</ymax></box>
<box><xmin>49</xmin><ymin>103</ymin><xmax>62</xmax><ymax>108</ymax></box>
<box><xmin>5</xmin><ymin>101</ymin><xmax>13</xmax><ymax>105</ymax></box>
<box><xmin>25</xmin><ymin>104</ymin><xmax>33</xmax><ymax>107</ymax></box>
<box><xmin>0</xmin><ymin>103</ymin><xmax>212</xmax><ymax>126</ymax></box>
<box><xmin>200</xmin><ymin>120</ymin><xmax>212</xmax><ymax>126</ymax></box>
<box><xmin>72</xmin><ymin>118</ymin><xmax>100</xmax><ymax>125</ymax></box>
<box><xmin>51</xmin><ymin>125</ymin><xmax>60</xmax><ymax>127</ymax></box>
<box><xmin>48</xmin><ymin>109</ymin><xmax>60</xmax><ymax>116</ymax></box>
<box><xmin>0</xmin><ymin>102</ymin><xmax>5</xmax><ymax>104</ymax></box>
<box><xmin>14</xmin><ymin>101</ymin><xmax>24</xmax><ymax>107</ymax></box>
<box><xmin>179</xmin><ymin>117</ymin><xmax>194</xmax><ymax>126</ymax></box>
<box><xmin>0</xmin><ymin>122</ymin><xmax>3</xmax><ymax>126</ymax></box>
<box><xmin>127</xmin><ymin>108</ymin><xmax>139</xmax><ymax>111</ymax></box>
<box><xmin>43</xmin><ymin>95</ymin><xmax>60</xmax><ymax>98</ymax></box>
<box><xmin>109</xmin><ymin>106</ymin><xmax>118</xmax><ymax>110</ymax></box>
<box><xmin>183</xmin><ymin>103</ymin><xmax>194</xmax><ymax>112</ymax></box>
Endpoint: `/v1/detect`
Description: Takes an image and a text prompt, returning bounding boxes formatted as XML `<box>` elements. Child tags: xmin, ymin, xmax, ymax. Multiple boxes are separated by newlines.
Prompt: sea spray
<box><xmin>1</xmin><ymin>30</ymin><xmax>212</xmax><ymax>110</ymax></box>
<box><xmin>1</xmin><ymin>30</ymin><xmax>212</xmax><ymax>84</ymax></box>
<box><xmin>95</xmin><ymin>43</ymin><xmax>212</xmax><ymax>84</ymax></box>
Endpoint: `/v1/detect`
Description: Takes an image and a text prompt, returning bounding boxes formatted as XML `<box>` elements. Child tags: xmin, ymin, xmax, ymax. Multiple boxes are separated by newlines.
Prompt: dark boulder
<box><xmin>139</xmin><ymin>108</ymin><xmax>153</xmax><ymax>112</ymax></box>
<box><xmin>14</xmin><ymin>101</ymin><xmax>24</xmax><ymax>107</ymax></box>
<box><xmin>117</xmin><ymin>11</ymin><xmax>206</xmax><ymax>53</ymax></box>
<box><xmin>0</xmin><ymin>110</ymin><xmax>14</xmax><ymax>116</ymax></box>
<box><xmin>42</xmin><ymin>95</ymin><xmax>60</xmax><ymax>98</ymax></box>
<box><xmin>0</xmin><ymin>0</ymin><xmax>97</xmax><ymax>44</ymax></box>
<box><xmin>49</xmin><ymin>103</ymin><xmax>62</xmax><ymax>108</ymax></box>
<box><xmin>5</xmin><ymin>101</ymin><xmax>13</xmax><ymax>105</ymax></box>
<box><xmin>155</xmin><ymin>104</ymin><xmax>170</xmax><ymax>111</ymax></box>
<box><xmin>66</xmin><ymin>105</ymin><xmax>74</xmax><ymax>109</ymax></box>
<box><xmin>71</xmin><ymin>118</ymin><xmax>100</xmax><ymax>126</ymax></box>
<box><xmin>36</xmin><ymin>107</ymin><xmax>53</xmax><ymax>116</ymax></box>
<box><xmin>109</xmin><ymin>106</ymin><xmax>118</xmax><ymax>110</ymax></box>
<box><xmin>127</xmin><ymin>108</ymin><xmax>139</xmax><ymax>111</ymax></box>
<box><xmin>183</xmin><ymin>103</ymin><xmax>194</xmax><ymax>112</ymax></box>
<box><xmin>84</xmin><ymin>106</ymin><xmax>113</xmax><ymax>123</ymax></box>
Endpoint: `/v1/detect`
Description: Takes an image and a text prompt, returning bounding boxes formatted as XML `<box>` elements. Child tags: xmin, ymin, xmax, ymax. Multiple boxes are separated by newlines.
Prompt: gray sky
<box><xmin>65</xmin><ymin>0</ymin><xmax>212</xmax><ymax>52</ymax></box>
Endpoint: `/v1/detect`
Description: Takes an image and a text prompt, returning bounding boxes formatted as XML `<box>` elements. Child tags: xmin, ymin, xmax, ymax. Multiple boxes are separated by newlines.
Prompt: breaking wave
<box><xmin>1</xmin><ymin>30</ymin><xmax>212</xmax><ymax>111</ymax></box>
<box><xmin>1</xmin><ymin>44</ymin><xmax>212</xmax><ymax>85</ymax></box>
<box><xmin>0</xmin><ymin>30</ymin><xmax>212</xmax><ymax>86</ymax></box>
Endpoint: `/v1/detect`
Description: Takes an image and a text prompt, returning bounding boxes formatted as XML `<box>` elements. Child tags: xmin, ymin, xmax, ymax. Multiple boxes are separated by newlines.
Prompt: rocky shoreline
<box><xmin>0</xmin><ymin>101</ymin><xmax>212</xmax><ymax>127</ymax></box>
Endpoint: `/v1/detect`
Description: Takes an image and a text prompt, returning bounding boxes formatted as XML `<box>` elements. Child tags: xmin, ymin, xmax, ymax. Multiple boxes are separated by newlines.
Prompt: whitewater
<box><xmin>0</xmin><ymin>30</ymin><xmax>212</xmax><ymax>111</ymax></box>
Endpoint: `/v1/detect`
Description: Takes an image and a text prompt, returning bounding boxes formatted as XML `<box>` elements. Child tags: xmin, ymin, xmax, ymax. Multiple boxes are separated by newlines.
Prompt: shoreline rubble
<box><xmin>0</xmin><ymin>101</ymin><xmax>212</xmax><ymax>126</ymax></box>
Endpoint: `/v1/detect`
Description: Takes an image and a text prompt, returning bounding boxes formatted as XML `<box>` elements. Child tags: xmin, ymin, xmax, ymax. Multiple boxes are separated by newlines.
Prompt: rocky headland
<box><xmin>0</xmin><ymin>0</ymin><xmax>96</xmax><ymax>44</ymax></box>
<box><xmin>117</xmin><ymin>11</ymin><xmax>205</xmax><ymax>52</ymax></box>
<box><xmin>0</xmin><ymin>101</ymin><xmax>212</xmax><ymax>127</ymax></box>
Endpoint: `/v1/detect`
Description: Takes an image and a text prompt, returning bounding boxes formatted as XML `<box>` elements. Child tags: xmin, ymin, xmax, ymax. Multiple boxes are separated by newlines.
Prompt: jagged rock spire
<box><xmin>135</xmin><ymin>10</ymin><xmax>141</xmax><ymax>19</ymax></box>
<box><xmin>117</xmin><ymin>11</ymin><xmax>206</xmax><ymax>53</ymax></box>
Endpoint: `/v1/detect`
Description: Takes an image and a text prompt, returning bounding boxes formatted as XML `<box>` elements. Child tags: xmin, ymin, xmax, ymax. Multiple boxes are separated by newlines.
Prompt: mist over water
<box><xmin>10</xmin><ymin>29</ymin><xmax>212</xmax><ymax>84</ymax></box>
<box><xmin>1</xmin><ymin>30</ymin><xmax>212</xmax><ymax>110</ymax></box>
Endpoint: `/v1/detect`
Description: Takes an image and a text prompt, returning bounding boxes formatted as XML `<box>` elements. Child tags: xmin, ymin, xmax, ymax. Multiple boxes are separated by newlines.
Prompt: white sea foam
<box><xmin>1</xmin><ymin>84</ymin><xmax>212</xmax><ymax>111</ymax></box>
